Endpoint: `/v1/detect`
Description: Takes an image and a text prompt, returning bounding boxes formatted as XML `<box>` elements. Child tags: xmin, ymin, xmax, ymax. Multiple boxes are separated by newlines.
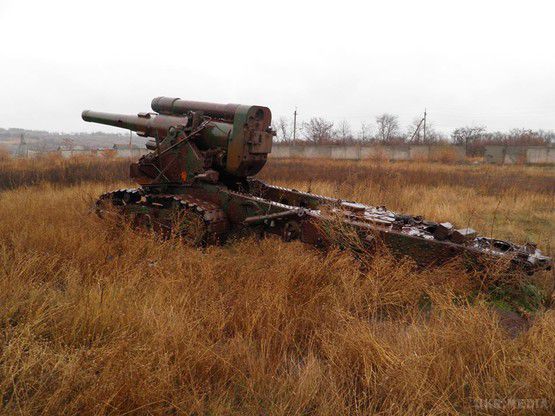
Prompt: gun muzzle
<box><xmin>81</xmin><ymin>110</ymin><xmax>149</xmax><ymax>133</ymax></box>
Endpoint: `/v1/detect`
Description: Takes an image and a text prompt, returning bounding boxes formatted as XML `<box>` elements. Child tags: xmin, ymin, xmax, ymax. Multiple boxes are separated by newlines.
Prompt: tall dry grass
<box><xmin>0</xmin><ymin>158</ymin><xmax>553</xmax><ymax>415</ymax></box>
<box><xmin>0</xmin><ymin>156</ymin><xmax>128</xmax><ymax>191</ymax></box>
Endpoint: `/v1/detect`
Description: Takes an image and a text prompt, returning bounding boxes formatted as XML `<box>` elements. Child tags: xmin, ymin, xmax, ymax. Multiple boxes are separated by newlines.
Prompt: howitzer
<box><xmin>83</xmin><ymin>97</ymin><xmax>552</xmax><ymax>273</ymax></box>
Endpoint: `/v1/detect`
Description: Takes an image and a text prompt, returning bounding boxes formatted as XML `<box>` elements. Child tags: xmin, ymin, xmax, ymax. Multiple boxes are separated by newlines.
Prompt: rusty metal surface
<box><xmin>246</xmin><ymin>180</ymin><xmax>551</xmax><ymax>271</ymax></box>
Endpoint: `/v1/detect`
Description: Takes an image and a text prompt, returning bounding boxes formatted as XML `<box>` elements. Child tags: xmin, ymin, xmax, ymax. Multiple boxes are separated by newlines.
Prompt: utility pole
<box><xmin>408</xmin><ymin>109</ymin><xmax>428</xmax><ymax>143</ymax></box>
<box><xmin>423</xmin><ymin>109</ymin><xmax>426</xmax><ymax>143</ymax></box>
<box><xmin>293</xmin><ymin>107</ymin><xmax>298</xmax><ymax>141</ymax></box>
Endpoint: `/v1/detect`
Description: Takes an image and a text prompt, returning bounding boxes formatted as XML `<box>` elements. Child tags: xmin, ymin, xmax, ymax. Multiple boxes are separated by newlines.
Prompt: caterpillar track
<box><xmin>96</xmin><ymin>189</ymin><xmax>228</xmax><ymax>245</ymax></box>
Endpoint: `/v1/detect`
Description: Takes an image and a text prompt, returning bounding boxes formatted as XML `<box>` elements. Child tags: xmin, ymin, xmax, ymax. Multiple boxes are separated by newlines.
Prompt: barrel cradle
<box><xmin>150</xmin><ymin>97</ymin><xmax>273</xmax><ymax>177</ymax></box>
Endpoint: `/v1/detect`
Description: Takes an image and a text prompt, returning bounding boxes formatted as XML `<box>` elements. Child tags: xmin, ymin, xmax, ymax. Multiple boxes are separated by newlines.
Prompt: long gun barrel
<box><xmin>81</xmin><ymin>110</ymin><xmax>188</xmax><ymax>139</ymax></box>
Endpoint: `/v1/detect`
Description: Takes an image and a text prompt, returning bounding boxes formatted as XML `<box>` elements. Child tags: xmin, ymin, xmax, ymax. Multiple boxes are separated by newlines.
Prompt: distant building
<box><xmin>57</xmin><ymin>145</ymin><xmax>96</xmax><ymax>158</ymax></box>
<box><xmin>112</xmin><ymin>144</ymin><xmax>149</xmax><ymax>159</ymax></box>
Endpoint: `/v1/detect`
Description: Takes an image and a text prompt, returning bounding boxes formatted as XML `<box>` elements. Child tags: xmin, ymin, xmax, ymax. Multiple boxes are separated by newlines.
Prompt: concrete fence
<box><xmin>484</xmin><ymin>145</ymin><xmax>555</xmax><ymax>164</ymax></box>
<box><xmin>270</xmin><ymin>144</ymin><xmax>467</xmax><ymax>162</ymax></box>
<box><xmin>13</xmin><ymin>146</ymin><xmax>150</xmax><ymax>159</ymax></box>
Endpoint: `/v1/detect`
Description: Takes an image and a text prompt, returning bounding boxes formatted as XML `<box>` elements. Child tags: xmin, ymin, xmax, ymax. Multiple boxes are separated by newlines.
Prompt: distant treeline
<box><xmin>0</xmin><ymin>127</ymin><xmax>143</xmax><ymax>151</ymax></box>
<box><xmin>273</xmin><ymin>114</ymin><xmax>555</xmax><ymax>156</ymax></box>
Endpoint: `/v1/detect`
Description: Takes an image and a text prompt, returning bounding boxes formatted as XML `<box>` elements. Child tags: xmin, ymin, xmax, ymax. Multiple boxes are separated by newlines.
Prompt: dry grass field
<box><xmin>0</xmin><ymin>157</ymin><xmax>554</xmax><ymax>415</ymax></box>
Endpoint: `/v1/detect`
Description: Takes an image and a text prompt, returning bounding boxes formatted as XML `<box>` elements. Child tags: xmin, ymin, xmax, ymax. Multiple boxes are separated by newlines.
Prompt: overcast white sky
<box><xmin>0</xmin><ymin>0</ymin><xmax>554</xmax><ymax>135</ymax></box>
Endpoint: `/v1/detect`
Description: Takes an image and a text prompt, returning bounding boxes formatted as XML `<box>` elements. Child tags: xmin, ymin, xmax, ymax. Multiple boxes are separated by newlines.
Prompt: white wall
<box><xmin>485</xmin><ymin>145</ymin><xmax>555</xmax><ymax>164</ymax></box>
<box><xmin>270</xmin><ymin>144</ymin><xmax>467</xmax><ymax>162</ymax></box>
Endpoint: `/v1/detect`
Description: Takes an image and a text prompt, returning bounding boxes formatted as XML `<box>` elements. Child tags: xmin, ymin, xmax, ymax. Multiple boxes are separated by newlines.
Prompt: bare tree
<box><xmin>301</xmin><ymin>117</ymin><xmax>334</xmax><ymax>144</ymax></box>
<box><xmin>451</xmin><ymin>126</ymin><xmax>486</xmax><ymax>146</ymax></box>
<box><xmin>375</xmin><ymin>113</ymin><xmax>400</xmax><ymax>143</ymax></box>
<box><xmin>274</xmin><ymin>117</ymin><xmax>291</xmax><ymax>142</ymax></box>
<box><xmin>451</xmin><ymin>126</ymin><xmax>486</xmax><ymax>156</ymax></box>
<box><xmin>358</xmin><ymin>122</ymin><xmax>373</xmax><ymax>142</ymax></box>
<box><xmin>506</xmin><ymin>128</ymin><xmax>550</xmax><ymax>146</ymax></box>
<box><xmin>422</xmin><ymin>123</ymin><xmax>444</xmax><ymax>143</ymax></box>
<box><xmin>537</xmin><ymin>130</ymin><xmax>555</xmax><ymax>145</ymax></box>
<box><xmin>335</xmin><ymin>120</ymin><xmax>353</xmax><ymax>144</ymax></box>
